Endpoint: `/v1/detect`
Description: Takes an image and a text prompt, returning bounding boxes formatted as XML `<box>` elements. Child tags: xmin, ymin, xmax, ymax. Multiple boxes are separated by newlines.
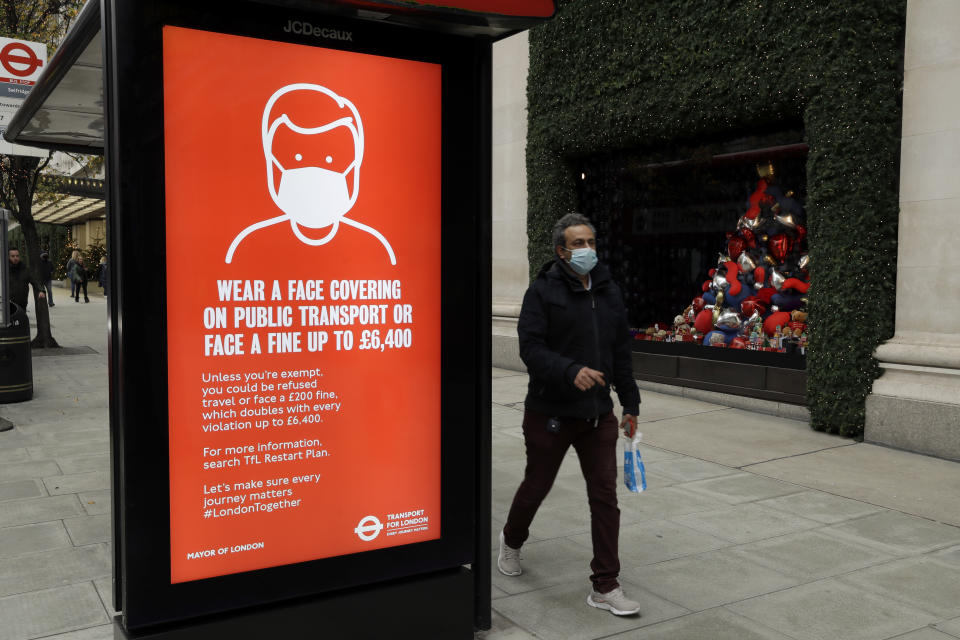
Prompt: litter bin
<box><xmin>0</xmin><ymin>302</ymin><xmax>33</xmax><ymax>403</ymax></box>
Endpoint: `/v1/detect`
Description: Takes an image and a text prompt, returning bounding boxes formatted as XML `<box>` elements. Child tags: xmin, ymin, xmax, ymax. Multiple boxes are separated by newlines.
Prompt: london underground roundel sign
<box><xmin>0</xmin><ymin>42</ymin><xmax>43</xmax><ymax>78</ymax></box>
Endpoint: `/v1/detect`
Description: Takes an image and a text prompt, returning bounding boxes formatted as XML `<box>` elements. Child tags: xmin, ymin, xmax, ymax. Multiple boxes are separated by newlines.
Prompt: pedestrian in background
<box><xmin>70</xmin><ymin>255</ymin><xmax>89</xmax><ymax>303</ymax></box>
<box><xmin>40</xmin><ymin>251</ymin><xmax>55</xmax><ymax>307</ymax></box>
<box><xmin>8</xmin><ymin>248</ymin><xmax>46</xmax><ymax>312</ymax></box>
<box><xmin>498</xmin><ymin>213</ymin><xmax>642</xmax><ymax>617</ymax></box>
<box><xmin>97</xmin><ymin>255</ymin><xmax>108</xmax><ymax>298</ymax></box>
<box><xmin>66</xmin><ymin>250</ymin><xmax>80</xmax><ymax>300</ymax></box>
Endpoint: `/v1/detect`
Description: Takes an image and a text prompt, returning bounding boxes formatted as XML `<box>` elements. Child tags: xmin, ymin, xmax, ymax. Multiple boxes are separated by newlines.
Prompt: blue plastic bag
<box><xmin>623</xmin><ymin>434</ymin><xmax>646</xmax><ymax>493</ymax></box>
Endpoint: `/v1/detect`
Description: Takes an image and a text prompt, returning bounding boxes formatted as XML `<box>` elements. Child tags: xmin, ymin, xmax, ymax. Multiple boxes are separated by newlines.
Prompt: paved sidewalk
<box><xmin>484</xmin><ymin>368</ymin><xmax>960</xmax><ymax>640</ymax></box>
<box><xmin>0</xmin><ymin>292</ymin><xmax>112</xmax><ymax>640</ymax></box>
<box><xmin>2</xmin><ymin>293</ymin><xmax>960</xmax><ymax>640</ymax></box>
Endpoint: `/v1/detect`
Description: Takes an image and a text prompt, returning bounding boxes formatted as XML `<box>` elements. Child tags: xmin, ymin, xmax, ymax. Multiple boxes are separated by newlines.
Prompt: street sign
<box><xmin>0</xmin><ymin>37</ymin><xmax>47</xmax><ymax>158</ymax></box>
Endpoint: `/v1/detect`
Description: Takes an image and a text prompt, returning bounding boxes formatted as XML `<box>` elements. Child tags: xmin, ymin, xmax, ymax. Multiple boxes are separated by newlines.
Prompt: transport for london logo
<box><xmin>354</xmin><ymin>515</ymin><xmax>383</xmax><ymax>541</ymax></box>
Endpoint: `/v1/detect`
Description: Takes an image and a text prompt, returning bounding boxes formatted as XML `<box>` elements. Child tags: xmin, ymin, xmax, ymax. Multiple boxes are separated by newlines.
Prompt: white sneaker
<box><xmin>587</xmin><ymin>587</ymin><xmax>641</xmax><ymax>616</ymax></box>
<box><xmin>497</xmin><ymin>530</ymin><xmax>522</xmax><ymax>576</ymax></box>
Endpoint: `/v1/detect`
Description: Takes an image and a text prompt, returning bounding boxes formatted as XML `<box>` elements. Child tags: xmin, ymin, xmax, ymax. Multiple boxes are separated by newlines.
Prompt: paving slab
<box><xmin>633</xmin><ymin>391</ymin><xmax>725</xmax><ymax>423</ymax></box>
<box><xmin>634</xmin><ymin>549</ymin><xmax>798</xmax><ymax>611</ymax></box>
<box><xmin>821</xmin><ymin>510</ymin><xmax>960</xmax><ymax>556</ymax></box>
<box><xmin>670</xmin><ymin>502</ymin><xmax>821</xmax><ymax>545</ymax></box>
<box><xmin>745</xmin><ymin>443</ymin><xmax>960</xmax><ymax>527</ymax></box>
<box><xmin>606</xmin><ymin>607</ymin><xmax>796</xmax><ymax>640</ymax></box>
<box><xmin>933</xmin><ymin>545</ymin><xmax>960</xmax><ymax>567</ymax></box>
<box><xmin>614</xmin><ymin>486</ymin><xmax>724</xmax><ymax>520</ymax></box>
<box><xmin>93</xmin><ymin>577</ymin><xmax>117</xmax><ymax>617</ymax></box>
<box><xmin>0</xmin><ymin>479</ymin><xmax>45</xmax><ymax>502</ymax></box>
<box><xmin>0</xmin><ymin>521</ymin><xmax>72</xmax><ymax>559</ymax></box>
<box><xmin>729</xmin><ymin>530</ymin><xmax>895</xmax><ymax>581</ymax></box>
<box><xmin>55</xmin><ymin>454</ymin><xmax>111</xmax><ymax>475</ymax></box>
<box><xmin>0</xmin><ymin>583</ymin><xmax>108</xmax><ymax>640</ymax></box>
<box><xmin>650</xmin><ymin>457</ymin><xmax>740</xmax><ymax>483</ymax></box>
<box><xmin>0</xmin><ymin>544</ymin><xmax>111</xmax><ymax>598</ymax></box>
<box><xmin>78</xmin><ymin>491</ymin><xmax>111</xmax><ymax>516</ymax></box>
<box><xmin>43</xmin><ymin>471</ymin><xmax>110</xmax><ymax>496</ymax></box>
<box><xmin>475</xmin><ymin>611</ymin><xmax>537</xmax><ymax>640</ymax></box>
<box><xmin>492</xmin><ymin>578</ymin><xmax>688</xmax><ymax>640</ymax></box>
<box><xmin>636</xmin><ymin>406</ymin><xmax>850</xmax><ymax>468</ymax></box>
<box><xmin>0</xmin><ymin>448</ymin><xmax>29</xmax><ymax>463</ymax></box>
<box><xmin>0</xmin><ymin>494</ymin><xmax>84</xmax><ymax>528</ymax></box>
<box><xmin>26</xmin><ymin>441</ymin><xmax>107</xmax><ymax>460</ymax></box>
<box><xmin>573</xmin><ymin>518</ymin><xmax>730</xmax><ymax>567</ymax></box>
<box><xmin>678</xmin><ymin>472</ymin><xmax>804</xmax><ymax>505</ymax></box>
<box><xmin>0</xmin><ymin>460</ymin><xmax>62</xmax><ymax>483</ymax></box>
<box><xmin>42</xmin><ymin>626</ymin><xmax>115</xmax><ymax>640</ymax></box>
<box><xmin>64</xmin><ymin>514</ymin><xmax>111</xmax><ymax>546</ymax></box>
<box><xmin>755</xmin><ymin>490</ymin><xmax>885</xmax><ymax>524</ymax></box>
<box><xmin>934</xmin><ymin>617</ymin><xmax>960</xmax><ymax>636</ymax></box>
<box><xmin>840</xmin><ymin>556</ymin><xmax>960</xmax><ymax>618</ymax></box>
<box><xmin>728</xmin><ymin>578</ymin><xmax>938</xmax><ymax>640</ymax></box>
<box><xmin>18</xmin><ymin>428</ymin><xmax>108</xmax><ymax>447</ymax></box>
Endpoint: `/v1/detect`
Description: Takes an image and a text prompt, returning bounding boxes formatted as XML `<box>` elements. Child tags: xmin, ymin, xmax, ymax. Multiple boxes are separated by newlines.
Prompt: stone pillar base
<box><xmin>866</xmin><ymin>393</ymin><xmax>960</xmax><ymax>461</ymax></box>
<box><xmin>865</xmin><ymin>334</ymin><xmax>960</xmax><ymax>461</ymax></box>
<box><xmin>492</xmin><ymin>305</ymin><xmax>524</xmax><ymax>372</ymax></box>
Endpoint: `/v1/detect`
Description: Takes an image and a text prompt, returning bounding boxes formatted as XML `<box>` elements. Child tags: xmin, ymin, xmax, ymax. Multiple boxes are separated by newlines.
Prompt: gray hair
<box><xmin>552</xmin><ymin>213</ymin><xmax>596</xmax><ymax>249</ymax></box>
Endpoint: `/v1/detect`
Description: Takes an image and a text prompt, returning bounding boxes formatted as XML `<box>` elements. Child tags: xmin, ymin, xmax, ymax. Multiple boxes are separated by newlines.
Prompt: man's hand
<box><xmin>573</xmin><ymin>366</ymin><xmax>605</xmax><ymax>391</ymax></box>
<box><xmin>620</xmin><ymin>414</ymin><xmax>637</xmax><ymax>439</ymax></box>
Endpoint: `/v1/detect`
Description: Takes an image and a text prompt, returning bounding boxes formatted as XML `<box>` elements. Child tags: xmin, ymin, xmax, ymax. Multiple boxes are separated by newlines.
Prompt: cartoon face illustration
<box><xmin>226</xmin><ymin>83</ymin><xmax>395</xmax><ymax>265</ymax></box>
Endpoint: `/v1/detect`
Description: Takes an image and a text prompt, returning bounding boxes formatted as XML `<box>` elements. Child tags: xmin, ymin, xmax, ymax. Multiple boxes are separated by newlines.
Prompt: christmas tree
<box><xmin>670</xmin><ymin>162</ymin><xmax>809</xmax><ymax>351</ymax></box>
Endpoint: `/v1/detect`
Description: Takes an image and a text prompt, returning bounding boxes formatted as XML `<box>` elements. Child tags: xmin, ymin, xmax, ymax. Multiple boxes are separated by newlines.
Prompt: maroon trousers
<box><xmin>503</xmin><ymin>410</ymin><xmax>621</xmax><ymax>593</ymax></box>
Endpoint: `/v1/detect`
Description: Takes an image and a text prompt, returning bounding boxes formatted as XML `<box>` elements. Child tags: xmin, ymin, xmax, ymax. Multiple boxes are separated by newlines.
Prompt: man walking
<box><xmin>498</xmin><ymin>213</ymin><xmax>642</xmax><ymax>616</ymax></box>
<box><xmin>8</xmin><ymin>248</ymin><xmax>45</xmax><ymax>311</ymax></box>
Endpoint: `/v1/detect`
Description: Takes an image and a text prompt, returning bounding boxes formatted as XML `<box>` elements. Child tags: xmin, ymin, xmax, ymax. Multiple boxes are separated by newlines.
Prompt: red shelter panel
<box><xmin>162</xmin><ymin>26</ymin><xmax>442</xmax><ymax>583</ymax></box>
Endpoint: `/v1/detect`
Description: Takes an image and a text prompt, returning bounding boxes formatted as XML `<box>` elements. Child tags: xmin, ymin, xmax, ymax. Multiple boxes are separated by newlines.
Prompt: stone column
<box><xmin>491</xmin><ymin>32</ymin><xmax>529</xmax><ymax>371</ymax></box>
<box><xmin>865</xmin><ymin>0</ymin><xmax>960</xmax><ymax>460</ymax></box>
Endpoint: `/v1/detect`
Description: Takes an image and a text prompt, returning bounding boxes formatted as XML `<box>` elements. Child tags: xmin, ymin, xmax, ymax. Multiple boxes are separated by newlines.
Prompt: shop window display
<box><xmin>577</xmin><ymin>140</ymin><xmax>807</xmax><ymax>357</ymax></box>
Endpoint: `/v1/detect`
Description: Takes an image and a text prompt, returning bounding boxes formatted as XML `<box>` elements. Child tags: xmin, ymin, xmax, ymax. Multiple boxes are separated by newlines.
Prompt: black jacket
<box><xmin>40</xmin><ymin>258</ymin><xmax>53</xmax><ymax>282</ymax></box>
<box><xmin>518</xmin><ymin>258</ymin><xmax>640</xmax><ymax>419</ymax></box>
<box><xmin>8</xmin><ymin>261</ymin><xmax>32</xmax><ymax>309</ymax></box>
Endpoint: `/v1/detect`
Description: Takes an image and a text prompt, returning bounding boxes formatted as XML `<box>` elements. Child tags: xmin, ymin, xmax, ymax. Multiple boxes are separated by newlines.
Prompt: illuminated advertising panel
<box><xmin>162</xmin><ymin>26</ymin><xmax>442</xmax><ymax>583</ymax></box>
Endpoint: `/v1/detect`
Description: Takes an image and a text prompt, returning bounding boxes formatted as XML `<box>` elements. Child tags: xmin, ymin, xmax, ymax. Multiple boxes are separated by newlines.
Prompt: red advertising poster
<box><xmin>162</xmin><ymin>26</ymin><xmax>442</xmax><ymax>583</ymax></box>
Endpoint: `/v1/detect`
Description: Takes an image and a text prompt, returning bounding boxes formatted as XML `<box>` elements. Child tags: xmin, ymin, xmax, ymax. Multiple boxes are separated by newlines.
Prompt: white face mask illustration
<box><xmin>265</xmin><ymin>113</ymin><xmax>361</xmax><ymax>230</ymax></box>
<box><xmin>272</xmin><ymin>160</ymin><xmax>355</xmax><ymax>229</ymax></box>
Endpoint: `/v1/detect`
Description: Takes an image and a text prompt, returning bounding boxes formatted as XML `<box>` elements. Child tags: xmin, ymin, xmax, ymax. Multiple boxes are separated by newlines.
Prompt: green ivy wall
<box><xmin>526</xmin><ymin>0</ymin><xmax>906</xmax><ymax>436</ymax></box>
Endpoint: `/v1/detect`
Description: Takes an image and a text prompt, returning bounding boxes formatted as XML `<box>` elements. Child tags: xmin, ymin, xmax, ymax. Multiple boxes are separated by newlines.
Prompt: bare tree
<box><xmin>0</xmin><ymin>0</ymin><xmax>86</xmax><ymax>347</ymax></box>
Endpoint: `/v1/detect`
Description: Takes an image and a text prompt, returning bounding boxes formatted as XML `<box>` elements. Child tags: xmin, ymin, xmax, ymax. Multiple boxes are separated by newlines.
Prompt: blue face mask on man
<box><xmin>564</xmin><ymin>247</ymin><xmax>598</xmax><ymax>275</ymax></box>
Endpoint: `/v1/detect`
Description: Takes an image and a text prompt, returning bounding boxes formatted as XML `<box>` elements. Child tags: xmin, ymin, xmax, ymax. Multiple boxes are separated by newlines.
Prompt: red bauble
<box><xmin>694</xmin><ymin>309</ymin><xmax>715</xmax><ymax>334</ymax></box>
<box><xmin>692</xmin><ymin>296</ymin><xmax>706</xmax><ymax>314</ymax></box>
<box><xmin>730</xmin><ymin>337</ymin><xmax>748</xmax><ymax>349</ymax></box>
<box><xmin>727</xmin><ymin>236</ymin><xmax>745</xmax><ymax>261</ymax></box>
<box><xmin>796</xmin><ymin>225</ymin><xmax>807</xmax><ymax>244</ymax></box>
<box><xmin>741</xmin><ymin>299</ymin><xmax>757</xmax><ymax>317</ymax></box>
<box><xmin>741</xmin><ymin>228</ymin><xmax>757</xmax><ymax>248</ymax></box>
<box><xmin>763</xmin><ymin>311</ymin><xmax>792</xmax><ymax>337</ymax></box>
<box><xmin>755</xmin><ymin>287</ymin><xmax>776</xmax><ymax>304</ymax></box>
<box><xmin>768</xmin><ymin>234</ymin><xmax>792</xmax><ymax>262</ymax></box>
